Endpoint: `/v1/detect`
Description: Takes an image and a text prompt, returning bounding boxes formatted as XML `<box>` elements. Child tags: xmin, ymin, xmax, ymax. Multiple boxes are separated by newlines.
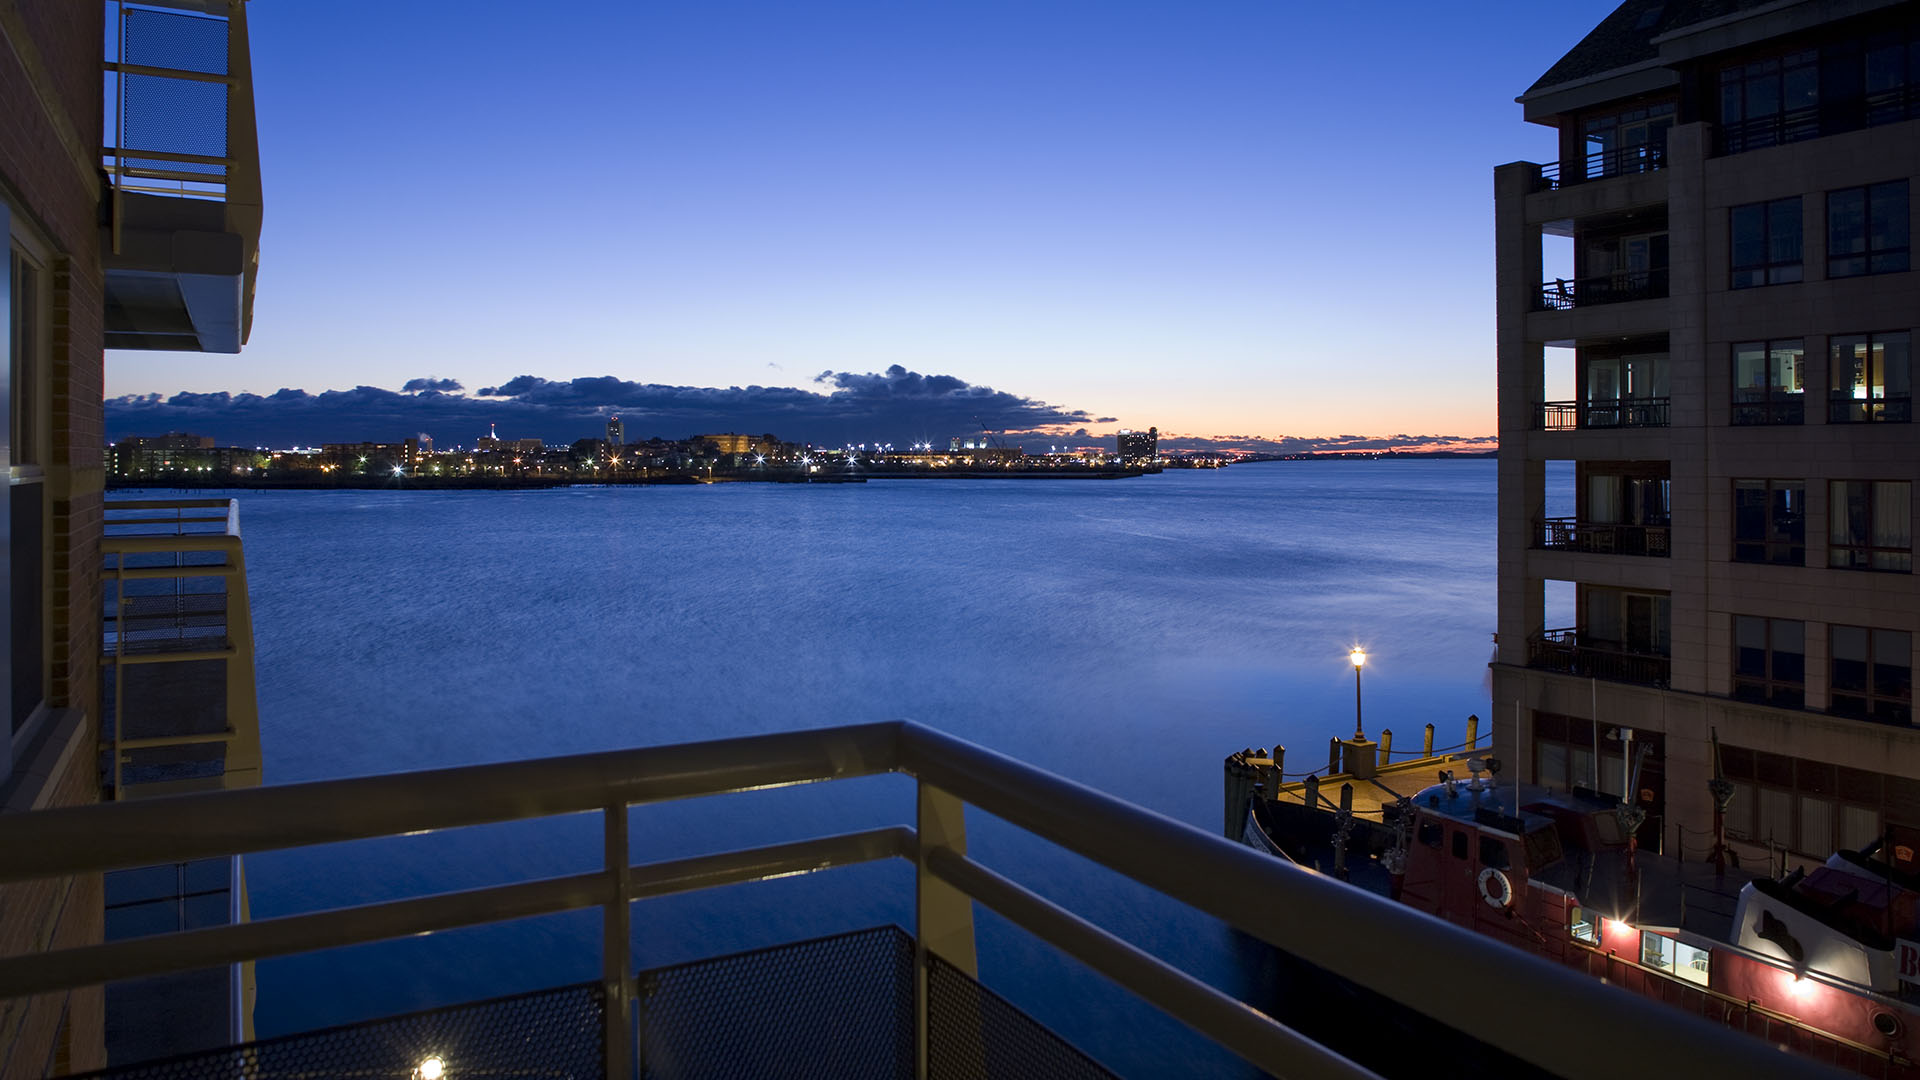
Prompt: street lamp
<box><xmin>1349</xmin><ymin>647</ymin><xmax>1367</xmax><ymax>740</ymax></box>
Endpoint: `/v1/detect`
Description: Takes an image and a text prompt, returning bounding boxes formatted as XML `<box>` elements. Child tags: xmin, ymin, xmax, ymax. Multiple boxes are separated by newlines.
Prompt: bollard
<box><xmin>1266</xmin><ymin>747</ymin><xmax>1285</xmax><ymax>797</ymax></box>
<box><xmin>1466</xmin><ymin>714</ymin><xmax>1479</xmax><ymax>750</ymax></box>
<box><xmin>1328</xmin><ymin>737</ymin><xmax>1341</xmax><ymax>776</ymax></box>
<box><xmin>1304</xmin><ymin>774</ymin><xmax>1320</xmax><ymax>812</ymax></box>
<box><xmin>1423</xmin><ymin>723</ymin><xmax>1434</xmax><ymax>757</ymax></box>
<box><xmin>1379</xmin><ymin>728</ymin><xmax>1393</xmax><ymax>767</ymax></box>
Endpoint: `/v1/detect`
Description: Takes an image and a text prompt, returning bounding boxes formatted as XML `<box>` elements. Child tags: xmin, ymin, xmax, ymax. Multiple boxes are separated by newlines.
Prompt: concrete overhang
<box><xmin>103</xmin><ymin>192</ymin><xmax>254</xmax><ymax>353</ymax></box>
<box><xmin>1519</xmin><ymin>60</ymin><xmax>1679</xmax><ymax>125</ymax></box>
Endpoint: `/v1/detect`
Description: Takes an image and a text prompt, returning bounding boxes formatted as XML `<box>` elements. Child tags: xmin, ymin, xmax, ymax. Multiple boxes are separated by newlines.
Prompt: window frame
<box><xmin>1732</xmin><ymin>478</ymin><xmax>1806</xmax><ymax>565</ymax></box>
<box><xmin>1828</xmin><ymin>180</ymin><xmax>1911</xmax><ymax>278</ymax></box>
<box><xmin>1828</xmin><ymin>480</ymin><xmax>1913</xmax><ymax>572</ymax></box>
<box><xmin>1730</xmin><ymin>339</ymin><xmax>1806</xmax><ymax>425</ymax></box>
<box><xmin>1828</xmin><ymin>331</ymin><xmax>1913</xmax><ymax>423</ymax></box>
<box><xmin>1830</xmin><ymin>624</ymin><xmax>1914</xmax><ymax>725</ymax></box>
<box><xmin>1732</xmin><ymin>614</ymin><xmax>1806</xmax><ymax>708</ymax></box>
<box><xmin>1730</xmin><ymin>196</ymin><xmax>1804</xmax><ymax>288</ymax></box>
<box><xmin>6</xmin><ymin>204</ymin><xmax>52</xmax><ymax>777</ymax></box>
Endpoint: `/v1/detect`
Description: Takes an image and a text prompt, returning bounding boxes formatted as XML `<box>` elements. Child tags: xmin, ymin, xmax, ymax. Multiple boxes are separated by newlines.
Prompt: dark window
<box><xmin>1479</xmin><ymin>836</ymin><xmax>1512</xmax><ymax>870</ymax></box>
<box><xmin>1831</xmin><ymin>626</ymin><xmax>1913</xmax><ymax>725</ymax></box>
<box><xmin>1731</xmin><ymin>198</ymin><xmax>1803</xmax><ymax>288</ymax></box>
<box><xmin>1829</xmin><ymin>181</ymin><xmax>1910</xmax><ymax>277</ymax></box>
<box><xmin>1732</xmin><ymin>340</ymin><xmax>1805</xmax><ymax>424</ymax></box>
<box><xmin>1581</xmin><ymin>102</ymin><xmax>1674</xmax><ymax>179</ymax></box>
<box><xmin>1733</xmin><ymin>615</ymin><xmax>1805</xmax><ymax>708</ymax></box>
<box><xmin>1451</xmin><ymin>831</ymin><xmax>1468</xmax><ymax>860</ymax></box>
<box><xmin>1719</xmin><ymin>50</ymin><xmax>1819</xmax><ymax>151</ymax></box>
<box><xmin>1418</xmin><ymin>821</ymin><xmax>1443</xmax><ymax>848</ymax></box>
<box><xmin>1830</xmin><ymin>481</ymin><xmax>1912</xmax><ymax>572</ymax></box>
<box><xmin>1733</xmin><ymin>479</ymin><xmax>1805</xmax><ymax>564</ymax></box>
<box><xmin>1830</xmin><ymin>332</ymin><xmax>1913</xmax><ymax>422</ymax></box>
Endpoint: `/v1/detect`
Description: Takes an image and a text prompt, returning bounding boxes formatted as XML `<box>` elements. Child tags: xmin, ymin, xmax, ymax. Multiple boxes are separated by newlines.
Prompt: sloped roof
<box><xmin>1528</xmin><ymin>0</ymin><xmax>1786</xmax><ymax>94</ymax></box>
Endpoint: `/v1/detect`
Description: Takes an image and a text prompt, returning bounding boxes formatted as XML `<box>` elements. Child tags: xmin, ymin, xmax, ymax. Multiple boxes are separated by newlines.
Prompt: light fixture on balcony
<box><xmin>415</xmin><ymin>1056</ymin><xmax>446</xmax><ymax>1080</ymax></box>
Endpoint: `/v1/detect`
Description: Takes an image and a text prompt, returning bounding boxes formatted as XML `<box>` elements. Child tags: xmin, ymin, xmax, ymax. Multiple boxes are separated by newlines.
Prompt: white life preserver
<box><xmin>1477</xmin><ymin>866</ymin><xmax>1514</xmax><ymax>909</ymax></box>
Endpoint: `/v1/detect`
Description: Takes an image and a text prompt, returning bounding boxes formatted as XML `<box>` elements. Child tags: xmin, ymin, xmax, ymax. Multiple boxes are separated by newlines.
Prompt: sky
<box><xmin>107</xmin><ymin>0</ymin><xmax>1620</xmax><ymax>450</ymax></box>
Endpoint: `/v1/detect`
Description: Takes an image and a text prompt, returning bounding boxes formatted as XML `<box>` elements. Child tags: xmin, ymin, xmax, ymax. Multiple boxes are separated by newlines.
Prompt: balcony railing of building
<box><xmin>1538</xmin><ymin>269</ymin><xmax>1669</xmax><ymax>311</ymax></box>
<box><xmin>1528</xmin><ymin>629</ymin><xmax>1672</xmax><ymax>688</ymax></box>
<box><xmin>102</xmin><ymin>0</ymin><xmax>263</xmax><ymax>352</ymax></box>
<box><xmin>0</xmin><ymin>723</ymin><xmax>1821</xmax><ymax>1080</ymax></box>
<box><xmin>101</xmin><ymin>498</ymin><xmax>261</xmax><ymax>799</ymax></box>
<box><xmin>1731</xmin><ymin>395</ymin><xmax>1805</xmax><ymax>426</ymax></box>
<box><xmin>1829</xmin><ymin>393</ymin><xmax>1914</xmax><ymax>424</ymax></box>
<box><xmin>1539</xmin><ymin>518</ymin><xmax>1671</xmax><ymax>558</ymax></box>
<box><xmin>1537</xmin><ymin>397</ymin><xmax>1670</xmax><ymax>430</ymax></box>
<box><xmin>1534</xmin><ymin>144</ymin><xmax>1667</xmax><ymax>191</ymax></box>
<box><xmin>1718</xmin><ymin>88</ymin><xmax>1920</xmax><ymax>156</ymax></box>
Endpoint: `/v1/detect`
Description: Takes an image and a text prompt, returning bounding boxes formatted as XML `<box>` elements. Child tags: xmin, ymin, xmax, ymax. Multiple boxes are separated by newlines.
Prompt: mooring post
<box><xmin>1378</xmin><ymin>728</ymin><xmax>1393</xmax><ymax>767</ymax></box>
<box><xmin>1327</xmin><ymin>737</ymin><xmax>1340</xmax><ymax>776</ymax></box>
<box><xmin>1304</xmin><ymin>774</ymin><xmax>1320</xmax><ymax>812</ymax></box>
<box><xmin>1423</xmin><ymin>723</ymin><xmax>1435</xmax><ymax>757</ymax></box>
<box><xmin>1466</xmin><ymin>714</ymin><xmax>1480</xmax><ymax>751</ymax></box>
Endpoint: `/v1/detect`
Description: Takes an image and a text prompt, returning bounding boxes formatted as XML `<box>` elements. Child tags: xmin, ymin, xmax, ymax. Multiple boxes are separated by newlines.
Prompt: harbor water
<box><xmin>208</xmin><ymin>458</ymin><xmax>1515</xmax><ymax>1076</ymax></box>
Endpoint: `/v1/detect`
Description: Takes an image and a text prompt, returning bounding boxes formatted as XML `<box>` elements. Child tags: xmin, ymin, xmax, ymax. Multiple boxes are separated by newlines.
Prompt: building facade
<box><xmin>1495</xmin><ymin>0</ymin><xmax>1919</xmax><ymax>874</ymax></box>
<box><xmin>1116</xmin><ymin>427</ymin><xmax>1158</xmax><ymax>466</ymax></box>
<box><xmin>2</xmin><ymin>0</ymin><xmax>261</xmax><ymax>1072</ymax></box>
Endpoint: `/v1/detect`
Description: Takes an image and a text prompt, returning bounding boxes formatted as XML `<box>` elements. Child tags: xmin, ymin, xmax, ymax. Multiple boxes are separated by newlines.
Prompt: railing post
<box><xmin>603</xmin><ymin>803</ymin><xmax>635</xmax><ymax>1080</ymax></box>
<box><xmin>916</xmin><ymin>780</ymin><xmax>976</xmax><ymax>1080</ymax></box>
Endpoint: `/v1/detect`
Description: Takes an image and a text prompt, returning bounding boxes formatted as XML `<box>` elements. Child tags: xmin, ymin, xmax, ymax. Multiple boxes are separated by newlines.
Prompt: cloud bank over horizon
<box><xmin>105</xmin><ymin>366</ymin><xmax>1492</xmax><ymax>455</ymax></box>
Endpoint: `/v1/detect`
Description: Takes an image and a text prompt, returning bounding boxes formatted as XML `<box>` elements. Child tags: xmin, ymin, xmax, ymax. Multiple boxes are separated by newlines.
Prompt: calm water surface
<box><xmin>215</xmin><ymin>460</ymin><xmax>1506</xmax><ymax>1076</ymax></box>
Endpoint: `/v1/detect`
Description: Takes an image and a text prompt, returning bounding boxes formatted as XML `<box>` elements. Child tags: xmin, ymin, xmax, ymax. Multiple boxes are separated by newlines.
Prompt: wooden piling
<box><xmin>1423</xmin><ymin>723</ymin><xmax>1434</xmax><ymax>757</ymax></box>
<box><xmin>1379</xmin><ymin>728</ymin><xmax>1393</xmax><ymax>767</ymax></box>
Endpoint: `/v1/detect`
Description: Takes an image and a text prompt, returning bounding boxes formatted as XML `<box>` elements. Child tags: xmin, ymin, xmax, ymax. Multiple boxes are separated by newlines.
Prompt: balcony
<box><xmin>1534</xmin><ymin>144</ymin><xmax>1667</xmax><ymax>191</ymax></box>
<box><xmin>101</xmin><ymin>498</ymin><xmax>261</xmax><ymax>798</ymax></box>
<box><xmin>1528</xmin><ymin>629</ymin><xmax>1671</xmax><ymax>688</ymax></box>
<box><xmin>1537</xmin><ymin>397</ymin><xmax>1669</xmax><ymax>430</ymax></box>
<box><xmin>1731</xmin><ymin>395</ymin><xmax>1805</xmax><ymax>426</ymax></box>
<box><xmin>103</xmin><ymin>0</ymin><xmax>263</xmax><ymax>352</ymax></box>
<box><xmin>1717</xmin><ymin>90</ymin><xmax>1920</xmax><ymax>156</ymax></box>
<box><xmin>1538</xmin><ymin>269</ymin><xmax>1668</xmax><ymax>311</ymax></box>
<box><xmin>1539</xmin><ymin>518</ymin><xmax>1671</xmax><ymax>558</ymax></box>
<box><xmin>1829</xmin><ymin>393</ymin><xmax>1913</xmax><ymax>424</ymax></box>
<box><xmin>0</xmin><ymin>723</ymin><xmax>1803</xmax><ymax>1080</ymax></box>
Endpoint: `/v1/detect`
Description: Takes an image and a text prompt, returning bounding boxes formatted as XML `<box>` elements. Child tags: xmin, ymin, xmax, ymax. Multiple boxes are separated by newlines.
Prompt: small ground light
<box><xmin>415</xmin><ymin>1056</ymin><xmax>446</xmax><ymax>1079</ymax></box>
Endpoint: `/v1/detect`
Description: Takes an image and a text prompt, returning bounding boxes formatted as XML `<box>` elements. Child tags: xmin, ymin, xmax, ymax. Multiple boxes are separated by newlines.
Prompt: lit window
<box><xmin>1570</xmin><ymin>905</ymin><xmax>1598</xmax><ymax>944</ymax></box>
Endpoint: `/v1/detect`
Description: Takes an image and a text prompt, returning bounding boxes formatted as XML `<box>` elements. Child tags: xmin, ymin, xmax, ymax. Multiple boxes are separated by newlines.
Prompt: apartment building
<box><xmin>1494</xmin><ymin>0</ymin><xmax>1919</xmax><ymax>875</ymax></box>
<box><xmin>2</xmin><ymin>0</ymin><xmax>260</xmax><ymax>1072</ymax></box>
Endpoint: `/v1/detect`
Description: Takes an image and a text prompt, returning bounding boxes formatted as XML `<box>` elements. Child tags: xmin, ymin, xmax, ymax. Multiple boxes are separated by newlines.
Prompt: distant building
<box><xmin>606</xmin><ymin>416</ymin><xmax>624</xmax><ymax>446</ymax></box>
<box><xmin>696</xmin><ymin>433</ymin><xmax>753</xmax><ymax>455</ymax></box>
<box><xmin>417</xmin><ymin>433</ymin><xmax>434</xmax><ymax>454</ymax></box>
<box><xmin>322</xmin><ymin>440</ymin><xmax>420</xmax><ymax>472</ymax></box>
<box><xmin>110</xmin><ymin>437</ymin><xmax>261</xmax><ymax>479</ymax></box>
<box><xmin>118</xmin><ymin>432</ymin><xmax>215</xmax><ymax>451</ymax></box>
<box><xmin>1116</xmin><ymin>427</ymin><xmax>1158</xmax><ymax>466</ymax></box>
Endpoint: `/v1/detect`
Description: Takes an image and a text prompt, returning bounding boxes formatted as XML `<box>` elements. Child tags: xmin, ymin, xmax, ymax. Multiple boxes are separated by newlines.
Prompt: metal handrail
<box><xmin>1537</xmin><ymin>397</ymin><xmax>1670</xmax><ymax>430</ymax></box>
<box><xmin>1535</xmin><ymin>144</ymin><xmax>1667</xmax><ymax>190</ymax></box>
<box><xmin>1539</xmin><ymin>269</ymin><xmax>1669</xmax><ymax>310</ymax></box>
<box><xmin>1538</xmin><ymin>517</ymin><xmax>1672</xmax><ymax>557</ymax></box>
<box><xmin>0</xmin><ymin>722</ymin><xmax>1833</xmax><ymax>1080</ymax></box>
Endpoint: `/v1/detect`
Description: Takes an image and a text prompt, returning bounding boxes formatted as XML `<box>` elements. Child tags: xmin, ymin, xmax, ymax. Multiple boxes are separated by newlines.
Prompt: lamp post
<box><xmin>1349</xmin><ymin>647</ymin><xmax>1367</xmax><ymax>740</ymax></box>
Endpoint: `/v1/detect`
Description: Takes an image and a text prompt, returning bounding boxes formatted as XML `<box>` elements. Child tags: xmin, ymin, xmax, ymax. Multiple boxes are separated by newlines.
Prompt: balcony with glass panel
<box><xmin>1537</xmin><ymin>352</ymin><xmax>1669</xmax><ymax>431</ymax></box>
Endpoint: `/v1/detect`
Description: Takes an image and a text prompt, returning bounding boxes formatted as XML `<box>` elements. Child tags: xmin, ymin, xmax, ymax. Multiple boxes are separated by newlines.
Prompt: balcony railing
<box><xmin>1717</xmin><ymin>90</ymin><xmax>1920</xmax><ymax>156</ymax></box>
<box><xmin>1535</xmin><ymin>144</ymin><xmax>1667</xmax><ymax>191</ymax></box>
<box><xmin>0</xmin><ymin>723</ymin><xmax>1813</xmax><ymax>1080</ymax></box>
<box><xmin>1731</xmin><ymin>395</ymin><xmax>1805</xmax><ymax>426</ymax></box>
<box><xmin>1538</xmin><ymin>397</ymin><xmax>1670</xmax><ymax>430</ymax></box>
<box><xmin>1539</xmin><ymin>269</ymin><xmax>1669</xmax><ymax>311</ymax></box>
<box><xmin>1528</xmin><ymin>629</ymin><xmax>1671</xmax><ymax>688</ymax></box>
<box><xmin>101</xmin><ymin>498</ymin><xmax>261</xmax><ymax>798</ymax></box>
<box><xmin>1829</xmin><ymin>394</ymin><xmax>1914</xmax><ymax>424</ymax></box>
<box><xmin>1539</xmin><ymin>518</ymin><xmax>1671</xmax><ymax>558</ymax></box>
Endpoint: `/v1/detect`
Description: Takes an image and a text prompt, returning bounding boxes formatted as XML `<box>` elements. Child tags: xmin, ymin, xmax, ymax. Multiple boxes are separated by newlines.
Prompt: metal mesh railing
<box><xmin>639</xmin><ymin>926</ymin><xmax>915</xmax><ymax>1079</ymax></box>
<box><xmin>70</xmin><ymin>981</ymin><xmax>607</xmax><ymax>1080</ymax></box>
<box><xmin>927</xmin><ymin>953</ymin><xmax>1119</xmax><ymax>1080</ymax></box>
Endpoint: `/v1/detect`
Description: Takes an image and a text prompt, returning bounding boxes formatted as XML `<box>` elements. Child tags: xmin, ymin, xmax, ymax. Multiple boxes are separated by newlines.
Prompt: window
<box><xmin>1719</xmin><ymin>50</ymin><xmax>1819</xmax><ymax>151</ymax></box>
<box><xmin>1417</xmin><ymin>821</ymin><xmax>1442</xmax><ymax>848</ymax></box>
<box><xmin>1451</xmin><ymin>831</ymin><xmax>1468</xmax><ymax>860</ymax></box>
<box><xmin>1831</xmin><ymin>626</ymin><xmax>1913</xmax><ymax>725</ymax></box>
<box><xmin>8</xmin><ymin>219</ymin><xmax>48</xmax><ymax>747</ymax></box>
<box><xmin>1642</xmin><ymin>931</ymin><xmax>1711</xmax><ymax>986</ymax></box>
<box><xmin>1829</xmin><ymin>181</ymin><xmax>1910</xmax><ymax>277</ymax></box>
<box><xmin>1731</xmin><ymin>197</ymin><xmax>1803</xmax><ymax>287</ymax></box>
<box><xmin>1569</xmin><ymin>905</ymin><xmax>1598</xmax><ymax>944</ymax></box>
<box><xmin>1733</xmin><ymin>616</ymin><xmax>1805</xmax><ymax>708</ymax></box>
<box><xmin>1732</xmin><ymin>479</ymin><xmax>1805</xmax><ymax>564</ymax></box>
<box><xmin>1479</xmin><ymin>836</ymin><xmax>1511</xmax><ymax>870</ymax></box>
<box><xmin>1830</xmin><ymin>332</ymin><xmax>1912</xmax><ymax>422</ymax></box>
<box><xmin>1829</xmin><ymin>481</ymin><xmax>1912</xmax><ymax>572</ymax></box>
<box><xmin>1821</xmin><ymin>30</ymin><xmax>1920</xmax><ymax>133</ymax></box>
<box><xmin>1582</xmin><ymin>102</ymin><xmax>1674</xmax><ymax>178</ymax></box>
<box><xmin>1731</xmin><ymin>340</ymin><xmax>1805</xmax><ymax>424</ymax></box>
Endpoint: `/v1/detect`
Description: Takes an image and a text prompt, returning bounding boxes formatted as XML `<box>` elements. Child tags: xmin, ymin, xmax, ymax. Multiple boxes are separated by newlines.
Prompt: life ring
<box><xmin>1477</xmin><ymin>866</ymin><xmax>1514</xmax><ymax>909</ymax></box>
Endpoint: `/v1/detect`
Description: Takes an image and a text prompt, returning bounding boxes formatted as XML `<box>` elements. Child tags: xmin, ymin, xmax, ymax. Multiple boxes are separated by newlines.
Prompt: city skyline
<box><xmin>104</xmin><ymin>0</ymin><xmax>1616</xmax><ymax>443</ymax></box>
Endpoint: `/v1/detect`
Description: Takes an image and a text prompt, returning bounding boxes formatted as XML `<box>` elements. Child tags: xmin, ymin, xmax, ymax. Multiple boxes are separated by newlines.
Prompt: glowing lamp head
<box><xmin>1350</xmin><ymin>648</ymin><xmax>1367</xmax><ymax>669</ymax></box>
<box><xmin>416</xmin><ymin>1057</ymin><xmax>446</xmax><ymax>1080</ymax></box>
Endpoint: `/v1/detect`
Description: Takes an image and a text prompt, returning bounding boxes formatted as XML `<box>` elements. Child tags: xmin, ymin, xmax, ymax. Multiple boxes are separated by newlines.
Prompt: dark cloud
<box><xmin>401</xmin><ymin>377</ymin><xmax>464</xmax><ymax>393</ymax></box>
<box><xmin>106</xmin><ymin>365</ymin><xmax>1103</xmax><ymax>449</ymax></box>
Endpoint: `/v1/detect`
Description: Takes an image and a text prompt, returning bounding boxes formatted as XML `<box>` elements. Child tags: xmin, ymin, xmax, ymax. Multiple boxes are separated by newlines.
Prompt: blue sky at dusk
<box><xmin>108</xmin><ymin>0</ymin><xmax>1618</xmax><ymax>448</ymax></box>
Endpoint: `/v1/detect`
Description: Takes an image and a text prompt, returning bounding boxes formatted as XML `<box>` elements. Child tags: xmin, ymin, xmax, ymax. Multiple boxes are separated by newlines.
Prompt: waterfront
<box><xmin>210</xmin><ymin>459</ymin><xmax>1515</xmax><ymax>1076</ymax></box>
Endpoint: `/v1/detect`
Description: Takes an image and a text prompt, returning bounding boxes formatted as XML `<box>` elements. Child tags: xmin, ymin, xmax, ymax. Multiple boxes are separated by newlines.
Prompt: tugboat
<box><xmin>1227</xmin><ymin>728</ymin><xmax>1920</xmax><ymax>1078</ymax></box>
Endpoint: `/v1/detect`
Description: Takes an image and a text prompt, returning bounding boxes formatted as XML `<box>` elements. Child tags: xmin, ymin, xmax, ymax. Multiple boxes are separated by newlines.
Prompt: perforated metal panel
<box><xmin>71</xmin><ymin>981</ymin><xmax>605</xmax><ymax>1080</ymax></box>
<box><xmin>926</xmin><ymin>954</ymin><xmax>1118</xmax><ymax>1080</ymax></box>
<box><xmin>638</xmin><ymin>925</ymin><xmax>915</xmax><ymax>1079</ymax></box>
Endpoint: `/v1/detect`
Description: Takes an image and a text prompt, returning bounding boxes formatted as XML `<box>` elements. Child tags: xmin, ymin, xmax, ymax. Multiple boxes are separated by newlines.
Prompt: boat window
<box><xmin>1569</xmin><ymin>905</ymin><xmax>1599</xmax><ymax>944</ymax></box>
<box><xmin>1592</xmin><ymin>812</ymin><xmax>1627</xmax><ymax>847</ymax></box>
<box><xmin>1452</xmin><ymin>831</ymin><xmax>1469</xmax><ymax>860</ymax></box>
<box><xmin>1479</xmin><ymin>836</ymin><xmax>1512</xmax><ymax>870</ymax></box>
<box><xmin>1418</xmin><ymin>821</ymin><xmax>1443</xmax><ymax>848</ymax></box>
<box><xmin>1524</xmin><ymin>825</ymin><xmax>1564</xmax><ymax>870</ymax></box>
<box><xmin>1640</xmin><ymin>930</ymin><xmax>1709</xmax><ymax>984</ymax></box>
